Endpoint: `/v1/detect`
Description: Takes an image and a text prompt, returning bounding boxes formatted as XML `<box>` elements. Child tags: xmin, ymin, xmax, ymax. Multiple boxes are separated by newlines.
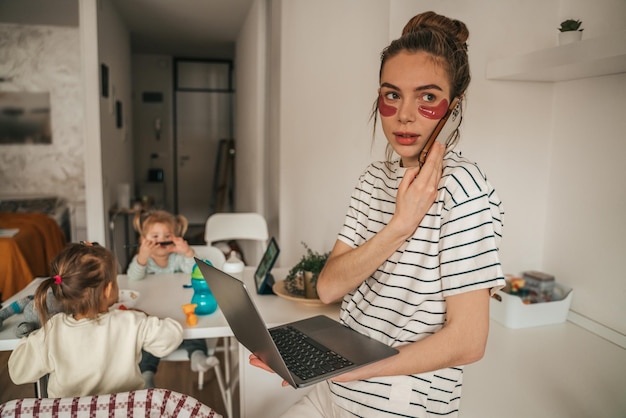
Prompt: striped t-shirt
<box><xmin>331</xmin><ymin>151</ymin><xmax>505</xmax><ymax>417</ymax></box>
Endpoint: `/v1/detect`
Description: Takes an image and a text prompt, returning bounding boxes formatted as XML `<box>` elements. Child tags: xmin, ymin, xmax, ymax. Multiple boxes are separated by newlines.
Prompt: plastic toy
<box><xmin>182</xmin><ymin>303</ymin><xmax>198</xmax><ymax>326</ymax></box>
<box><xmin>0</xmin><ymin>290</ymin><xmax>62</xmax><ymax>337</ymax></box>
<box><xmin>190</xmin><ymin>263</ymin><xmax>218</xmax><ymax>315</ymax></box>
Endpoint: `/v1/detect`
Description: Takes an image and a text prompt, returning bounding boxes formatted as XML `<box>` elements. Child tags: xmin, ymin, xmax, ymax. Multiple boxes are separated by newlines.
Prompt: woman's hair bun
<box><xmin>402</xmin><ymin>11</ymin><xmax>469</xmax><ymax>45</ymax></box>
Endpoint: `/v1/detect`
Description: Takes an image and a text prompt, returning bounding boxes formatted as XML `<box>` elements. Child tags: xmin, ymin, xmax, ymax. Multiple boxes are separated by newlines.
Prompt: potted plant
<box><xmin>558</xmin><ymin>19</ymin><xmax>583</xmax><ymax>45</ymax></box>
<box><xmin>284</xmin><ymin>243</ymin><xmax>329</xmax><ymax>299</ymax></box>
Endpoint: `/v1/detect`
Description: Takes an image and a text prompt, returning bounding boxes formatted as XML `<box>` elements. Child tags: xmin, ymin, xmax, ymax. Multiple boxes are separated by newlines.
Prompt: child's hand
<box><xmin>137</xmin><ymin>239</ymin><xmax>159</xmax><ymax>265</ymax></box>
<box><xmin>249</xmin><ymin>354</ymin><xmax>290</xmax><ymax>387</ymax></box>
<box><xmin>171</xmin><ymin>236</ymin><xmax>194</xmax><ymax>258</ymax></box>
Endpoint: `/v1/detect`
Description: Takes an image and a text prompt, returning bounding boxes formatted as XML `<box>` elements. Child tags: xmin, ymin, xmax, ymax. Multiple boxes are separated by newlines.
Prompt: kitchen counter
<box><xmin>461</xmin><ymin>320</ymin><xmax>626</xmax><ymax>418</ymax></box>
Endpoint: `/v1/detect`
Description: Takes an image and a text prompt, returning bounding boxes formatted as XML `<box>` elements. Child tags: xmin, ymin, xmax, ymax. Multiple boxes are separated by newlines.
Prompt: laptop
<box><xmin>253</xmin><ymin>237</ymin><xmax>280</xmax><ymax>294</ymax></box>
<box><xmin>194</xmin><ymin>258</ymin><xmax>399</xmax><ymax>388</ymax></box>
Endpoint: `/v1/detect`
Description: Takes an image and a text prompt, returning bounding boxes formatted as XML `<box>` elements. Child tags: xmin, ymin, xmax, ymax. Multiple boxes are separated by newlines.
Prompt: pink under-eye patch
<box><xmin>378</xmin><ymin>95</ymin><xmax>397</xmax><ymax>117</ymax></box>
<box><xmin>418</xmin><ymin>98</ymin><xmax>449</xmax><ymax>120</ymax></box>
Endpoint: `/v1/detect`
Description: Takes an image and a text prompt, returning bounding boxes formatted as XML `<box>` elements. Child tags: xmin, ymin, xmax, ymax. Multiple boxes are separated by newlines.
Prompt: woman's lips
<box><xmin>394</xmin><ymin>131</ymin><xmax>418</xmax><ymax>145</ymax></box>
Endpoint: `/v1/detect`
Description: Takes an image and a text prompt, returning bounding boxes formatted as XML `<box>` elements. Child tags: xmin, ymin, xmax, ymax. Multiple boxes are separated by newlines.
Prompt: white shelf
<box><xmin>486</xmin><ymin>30</ymin><xmax>626</xmax><ymax>82</ymax></box>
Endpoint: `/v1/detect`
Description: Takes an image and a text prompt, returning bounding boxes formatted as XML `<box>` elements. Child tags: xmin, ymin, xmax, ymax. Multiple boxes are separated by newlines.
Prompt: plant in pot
<box><xmin>284</xmin><ymin>243</ymin><xmax>330</xmax><ymax>299</ymax></box>
<box><xmin>558</xmin><ymin>19</ymin><xmax>583</xmax><ymax>45</ymax></box>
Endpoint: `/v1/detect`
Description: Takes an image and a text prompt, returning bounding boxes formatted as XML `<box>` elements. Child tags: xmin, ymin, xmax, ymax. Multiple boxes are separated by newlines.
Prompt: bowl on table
<box><xmin>111</xmin><ymin>289</ymin><xmax>140</xmax><ymax>310</ymax></box>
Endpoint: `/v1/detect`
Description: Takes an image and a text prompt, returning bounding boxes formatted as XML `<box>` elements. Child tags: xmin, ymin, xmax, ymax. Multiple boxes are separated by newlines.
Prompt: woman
<box><xmin>253</xmin><ymin>11</ymin><xmax>505</xmax><ymax>417</ymax></box>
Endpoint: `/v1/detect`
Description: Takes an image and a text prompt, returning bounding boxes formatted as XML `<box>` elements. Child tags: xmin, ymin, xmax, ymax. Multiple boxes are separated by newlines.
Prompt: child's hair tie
<box><xmin>53</xmin><ymin>275</ymin><xmax>62</xmax><ymax>284</ymax></box>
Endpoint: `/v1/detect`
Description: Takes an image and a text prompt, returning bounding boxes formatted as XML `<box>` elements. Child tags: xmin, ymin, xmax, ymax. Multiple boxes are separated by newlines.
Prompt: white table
<box><xmin>0</xmin><ymin>267</ymin><xmax>341</xmax><ymax>417</ymax></box>
<box><xmin>0</xmin><ymin>277</ymin><xmax>45</xmax><ymax>351</ymax></box>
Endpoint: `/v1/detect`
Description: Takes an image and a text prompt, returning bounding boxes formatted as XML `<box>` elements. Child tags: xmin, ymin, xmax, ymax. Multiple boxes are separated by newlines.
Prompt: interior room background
<box><xmin>0</xmin><ymin>0</ymin><xmax>624</xmax><ymax>342</ymax></box>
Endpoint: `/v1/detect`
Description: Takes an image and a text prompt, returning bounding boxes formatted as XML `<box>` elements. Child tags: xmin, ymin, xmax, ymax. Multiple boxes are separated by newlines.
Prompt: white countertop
<box><xmin>460</xmin><ymin>320</ymin><xmax>626</xmax><ymax>418</ymax></box>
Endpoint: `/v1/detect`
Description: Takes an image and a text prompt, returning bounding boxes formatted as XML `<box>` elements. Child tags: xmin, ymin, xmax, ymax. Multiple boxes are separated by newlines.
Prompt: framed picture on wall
<box><xmin>100</xmin><ymin>64</ymin><xmax>109</xmax><ymax>98</ymax></box>
<box><xmin>0</xmin><ymin>92</ymin><xmax>52</xmax><ymax>144</ymax></box>
<box><xmin>115</xmin><ymin>100</ymin><xmax>123</xmax><ymax>128</ymax></box>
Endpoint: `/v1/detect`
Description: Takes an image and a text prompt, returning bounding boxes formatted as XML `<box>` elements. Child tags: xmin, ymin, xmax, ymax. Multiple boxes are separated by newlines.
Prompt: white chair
<box><xmin>204</xmin><ymin>212</ymin><xmax>269</xmax><ymax>266</ymax></box>
<box><xmin>160</xmin><ymin>244</ymin><xmax>229</xmax><ymax>416</ymax></box>
<box><xmin>202</xmin><ymin>212</ymin><xmax>269</xmax><ymax>418</ymax></box>
<box><xmin>191</xmin><ymin>244</ymin><xmax>227</xmax><ymax>269</ymax></box>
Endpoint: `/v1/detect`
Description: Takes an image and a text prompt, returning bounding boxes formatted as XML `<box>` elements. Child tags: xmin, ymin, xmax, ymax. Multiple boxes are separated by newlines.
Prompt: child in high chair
<box><xmin>127</xmin><ymin>209</ymin><xmax>196</xmax><ymax>280</ymax></box>
<box><xmin>8</xmin><ymin>242</ymin><xmax>183</xmax><ymax>398</ymax></box>
<box><xmin>126</xmin><ymin>209</ymin><xmax>214</xmax><ymax>388</ymax></box>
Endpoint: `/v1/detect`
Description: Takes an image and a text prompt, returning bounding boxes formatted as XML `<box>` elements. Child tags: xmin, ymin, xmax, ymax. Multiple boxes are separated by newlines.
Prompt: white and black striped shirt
<box><xmin>331</xmin><ymin>151</ymin><xmax>505</xmax><ymax>417</ymax></box>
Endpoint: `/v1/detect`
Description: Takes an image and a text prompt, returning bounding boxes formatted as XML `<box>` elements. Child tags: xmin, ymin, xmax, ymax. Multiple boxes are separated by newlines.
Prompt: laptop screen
<box><xmin>254</xmin><ymin>237</ymin><xmax>280</xmax><ymax>293</ymax></box>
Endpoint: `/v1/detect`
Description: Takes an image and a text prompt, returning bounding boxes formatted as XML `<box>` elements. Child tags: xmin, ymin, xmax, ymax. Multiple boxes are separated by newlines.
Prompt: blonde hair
<box><xmin>133</xmin><ymin>209</ymin><xmax>189</xmax><ymax>238</ymax></box>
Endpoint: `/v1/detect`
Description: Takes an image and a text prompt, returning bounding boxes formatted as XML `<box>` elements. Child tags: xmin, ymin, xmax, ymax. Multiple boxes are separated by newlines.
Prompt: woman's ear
<box><xmin>104</xmin><ymin>282</ymin><xmax>113</xmax><ymax>299</ymax></box>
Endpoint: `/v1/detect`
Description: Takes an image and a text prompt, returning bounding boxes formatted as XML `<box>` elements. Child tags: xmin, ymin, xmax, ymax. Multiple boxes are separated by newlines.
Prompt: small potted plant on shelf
<box><xmin>558</xmin><ymin>19</ymin><xmax>583</xmax><ymax>45</ymax></box>
<box><xmin>284</xmin><ymin>242</ymin><xmax>329</xmax><ymax>299</ymax></box>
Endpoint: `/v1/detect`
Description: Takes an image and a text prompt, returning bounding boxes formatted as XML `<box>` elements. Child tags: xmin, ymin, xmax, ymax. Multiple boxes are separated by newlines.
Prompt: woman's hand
<box><xmin>249</xmin><ymin>354</ymin><xmax>290</xmax><ymax>387</ymax></box>
<box><xmin>317</xmin><ymin>142</ymin><xmax>445</xmax><ymax>303</ymax></box>
<box><xmin>392</xmin><ymin>141</ymin><xmax>444</xmax><ymax>237</ymax></box>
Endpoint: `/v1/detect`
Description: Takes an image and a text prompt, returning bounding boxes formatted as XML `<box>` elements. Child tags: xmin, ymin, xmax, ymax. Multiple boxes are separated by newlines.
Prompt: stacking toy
<box><xmin>190</xmin><ymin>262</ymin><xmax>218</xmax><ymax>315</ymax></box>
<box><xmin>182</xmin><ymin>303</ymin><xmax>198</xmax><ymax>326</ymax></box>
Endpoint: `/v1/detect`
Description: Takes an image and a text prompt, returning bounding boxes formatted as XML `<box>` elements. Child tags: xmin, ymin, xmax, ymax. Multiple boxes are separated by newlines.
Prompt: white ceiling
<box><xmin>0</xmin><ymin>0</ymin><xmax>254</xmax><ymax>58</ymax></box>
<box><xmin>0</xmin><ymin>0</ymin><xmax>78</xmax><ymax>27</ymax></box>
<box><xmin>111</xmin><ymin>0</ymin><xmax>255</xmax><ymax>58</ymax></box>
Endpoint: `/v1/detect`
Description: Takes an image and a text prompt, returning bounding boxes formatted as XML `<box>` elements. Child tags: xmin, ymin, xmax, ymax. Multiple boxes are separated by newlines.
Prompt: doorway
<box><xmin>174</xmin><ymin>59</ymin><xmax>234</xmax><ymax>226</ymax></box>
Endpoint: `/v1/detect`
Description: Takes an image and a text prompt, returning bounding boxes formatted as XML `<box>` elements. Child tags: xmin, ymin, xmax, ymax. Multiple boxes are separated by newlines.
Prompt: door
<box><xmin>175</xmin><ymin>60</ymin><xmax>233</xmax><ymax>224</ymax></box>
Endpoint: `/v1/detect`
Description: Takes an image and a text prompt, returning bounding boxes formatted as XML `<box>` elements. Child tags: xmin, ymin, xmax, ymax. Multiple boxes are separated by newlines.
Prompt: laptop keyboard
<box><xmin>270</xmin><ymin>326</ymin><xmax>353</xmax><ymax>381</ymax></box>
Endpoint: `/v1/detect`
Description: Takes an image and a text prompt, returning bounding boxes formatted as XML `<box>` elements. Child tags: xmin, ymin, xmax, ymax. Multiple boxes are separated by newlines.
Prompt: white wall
<box><xmin>276</xmin><ymin>0</ymin><xmax>389</xmax><ymax>265</ymax></box>
<box><xmin>233</xmin><ymin>0</ymin><xmax>270</xmax><ymax>263</ymax></box>
<box><xmin>79</xmin><ymin>0</ymin><xmax>135</xmax><ymax>247</ymax></box>
<box><xmin>79</xmin><ymin>0</ymin><xmax>105</xmax><ymax>244</ymax></box>
<box><xmin>544</xmin><ymin>0</ymin><xmax>626</xmax><ymax>342</ymax></box>
<box><xmin>0</xmin><ymin>24</ymin><xmax>84</xmax><ymax>207</ymax></box>
<box><xmin>235</xmin><ymin>0</ymin><xmax>267</xmax><ymax>216</ymax></box>
<box><xmin>96</xmin><ymin>0</ymin><xmax>135</xmax><ymax>244</ymax></box>
<box><xmin>544</xmin><ymin>0</ymin><xmax>626</xmax><ymax>334</ymax></box>
<box><xmin>272</xmin><ymin>0</ymin><xmax>626</xmax><ymax>334</ymax></box>
<box><xmin>545</xmin><ymin>73</ymin><xmax>626</xmax><ymax>335</ymax></box>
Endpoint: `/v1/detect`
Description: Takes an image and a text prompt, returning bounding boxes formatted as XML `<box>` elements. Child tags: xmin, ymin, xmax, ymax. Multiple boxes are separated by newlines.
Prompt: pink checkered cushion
<box><xmin>0</xmin><ymin>388</ymin><xmax>221</xmax><ymax>417</ymax></box>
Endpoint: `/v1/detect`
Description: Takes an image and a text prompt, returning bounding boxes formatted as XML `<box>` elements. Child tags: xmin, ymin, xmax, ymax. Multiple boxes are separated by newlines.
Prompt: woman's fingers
<box><xmin>421</xmin><ymin>142</ymin><xmax>444</xmax><ymax>182</ymax></box>
<box><xmin>394</xmin><ymin>143</ymin><xmax>444</xmax><ymax>232</ymax></box>
<box><xmin>249</xmin><ymin>354</ymin><xmax>290</xmax><ymax>386</ymax></box>
<box><xmin>249</xmin><ymin>354</ymin><xmax>275</xmax><ymax>373</ymax></box>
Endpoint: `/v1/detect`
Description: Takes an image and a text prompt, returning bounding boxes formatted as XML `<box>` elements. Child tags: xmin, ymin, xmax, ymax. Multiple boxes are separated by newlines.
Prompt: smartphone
<box><xmin>124</xmin><ymin>241</ymin><xmax>173</xmax><ymax>248</ymax></box>
<box><xmin>418</xmin><ymin>97</ymin><xmax>462</xmax><ymax>166</ymax></box>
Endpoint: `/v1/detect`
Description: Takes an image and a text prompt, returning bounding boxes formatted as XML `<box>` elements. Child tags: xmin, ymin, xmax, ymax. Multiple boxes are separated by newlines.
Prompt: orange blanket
<box><xmin>0</xmin><ymin>212</ymin><xmax>66</xmax><ymax>300</ymax></box>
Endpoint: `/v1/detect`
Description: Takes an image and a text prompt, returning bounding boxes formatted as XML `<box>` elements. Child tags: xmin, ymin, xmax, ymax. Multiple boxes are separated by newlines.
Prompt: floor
<box><xmin>0</xmin><ymin>343</ymin><xmax>238</xmax><ymax>417</ymax></box>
